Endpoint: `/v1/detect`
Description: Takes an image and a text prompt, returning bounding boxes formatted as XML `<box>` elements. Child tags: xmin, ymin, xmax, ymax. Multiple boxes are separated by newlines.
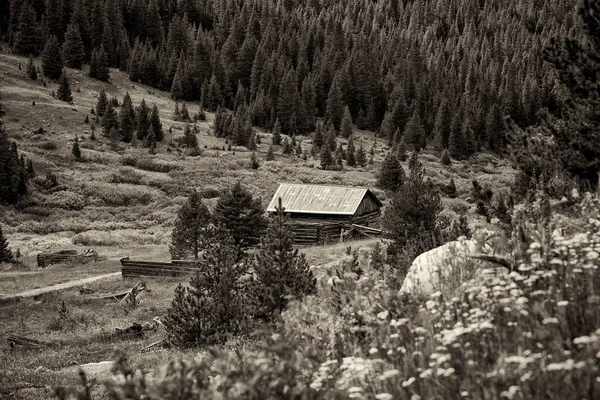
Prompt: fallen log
<box><xmin>140</xmin><ymin>340</ymin><xmax>165</xmax><ymax>352</ymax></box>
<box><xmin>7</xmin><ymin>334</ymin><xmax>51</xmax><ymax>348</ymax></box>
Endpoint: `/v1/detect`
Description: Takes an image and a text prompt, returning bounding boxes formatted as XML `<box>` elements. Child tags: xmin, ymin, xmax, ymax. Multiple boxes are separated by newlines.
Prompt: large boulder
<box><xmin>399</xmin><ymin>238</ymin><xmax>497</xmax><ymax>296</ymax></box>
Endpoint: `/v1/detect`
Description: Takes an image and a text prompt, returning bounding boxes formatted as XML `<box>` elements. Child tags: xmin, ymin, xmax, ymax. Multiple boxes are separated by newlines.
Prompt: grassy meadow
<box><xmin>0</xmin><ymin>51</ymin><xmax>524</xmax><ymax>399</ymax></box>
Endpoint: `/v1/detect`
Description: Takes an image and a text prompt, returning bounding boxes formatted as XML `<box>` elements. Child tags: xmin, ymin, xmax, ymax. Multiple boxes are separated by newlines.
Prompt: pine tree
<box><xmin>150</xmin><ymin>105</ymin><xmax>163</xmax><ymax>142</ymax></box>
<box><xmin>356</xmin><ymin>144</ymin><xmax>367</xmax><ymax>167</ymax></box>
<box><xmin>136</xmin><ymin>99</ymin><xmax>150</xmax><ymax>140</ymax></box>
<box><xmin>319</xmin><ymin>142</ymin><xmax>333</xmax><ymax>170</ymax></box>
<box><xmin>42</xmin><ymin>35</ymin><xmax>63</xmax><ymax>80</ymax></box>
<box><xmin>163</xmin><ymin>225</ymin><xmax>250</xmax><ymax>347</ymax></box>
<box><xmin>72</xmin><ymin>135</ymin><xmax>81</xmax><ymax>161</ymax></box>
<box><xmin>266</xmin><ymin>145</ymin><xmax>275</xmax><ymax>161</ymax></box>
<box><xmin>13</xmin><ymin>4</ymin><xmax>40</xmax><ymax>56</ymax></box>
<box><xmin>271</xmin><ymin>118</ymin><xmax>282</xmax><ymax>145</ymax></box>
<box><xmin>397</xmin><ymin>137</ymin><xmax>408</xmax><ymax>161</ymax></box>
<box><xmin>0</xmin><ymin>122</ymin><xmax>21</xmax><ymax>205</ymax></box>
<box><xmin>313</xmin><ymin>123</ymin><xmax>324</xmax><ymax>149</ymax></box>
<box><xmin>282</xmin><ymin>138</ymin><xmax>292</xmax><ymax>155</ymax></box>
<box><xmin>56</xmin><ymin>71</ymin><xmax>73</xmax><ymax>102</ymax></box>
<box><xmin>101</xmin><ymin>102</ymin><xmax>119</xmax><ymax>135</ymax></box>
<box><xmin>170</xmin><ymin>189</ymin><xmax>211</xmax><ymax>260</ymax></box>
<box><xmin>340</xmin><ymin>106</ymin><xmax>353</xmax><ymax>138</ymax></box>
<box><xmin>89</xmin><ymin>46</ymin><xmax>110</xmax><ymax>82</ymax></box>
<box><xmin>248</xmin><ymin>132</ymin><xmax>257</xmax><ymax>150</ymax></box>
<box><xmin>0</xmin><ymin>225</ymin><xmax>13</xmax><ymax>263</ymax></box>
<box><xmin>384</xmin><ymin>151</ymin><xmax>443</xmax><ymax>250</ymax></box>
<box><xmin>250</xmin><ymin>151</ymin><xmax>259</xmax><ymax>169</ymax></box>
<box><xmin>251</xmin><ymin>198</ymin><xmax>316</xmax><ymax>321</ymax></box>
<box><xmin>448</xmin><ymin>121</ymin><xmax>468</xmax><ymax>160</ymax></box>
<box><xmin>325</xmin><ymin>76</ymin><xmax>344</xmax><ymax>131</ymax></box>
<box><xmin>62</xmin><ymin>23</ymin><xmax>85</xmax><ymax>69</ymax></box>
<box><xmin>486</xmin><ymin>104</ymin><xmax>505</xmax><ymax>152</ymax></box>
<box><xmin>440</xmin><ymin>148</ymin><xmax>451</xmax><ymax>165</ymax></box>
<box><xmin>213</xmin><ymin>182</ymin><xmax>268</xmax><ymax>248</ymax></box>
<box><xmin>183</xmin><ymin>124</ymin><xmax>198</xmax><ymax>148</ymax></box>
<box><xmin>180</xmin><ymin>102</ymin><xmax>190</xmax><ymax>122</ymax></box>
<box><xmin>377</xmin><ymin>152</ymin><xmax>405</xmax><ymax>192</ymax></box>
<box><xmin>26</xmin><ymin>56</ymin><xmax>37</xmax><ymax>80</ymax></box>
<box><xmin>96</xmin><ymin>89</ymin><xmax>108</xmax><ymax>117</ymax></box>
<box><xmin>346</xmin><ymin>134</ymin><xmax>356</xmax><ymax>167</ymax></box>
<box><xmin>119</xmin><ymin>92</ymin><xmax>136</xmax><ymax>142</ymax></box>
<box><xmin>404</xmin><ymin>110</ymin><xmax>426</xmax><ymax>151</ymax></box>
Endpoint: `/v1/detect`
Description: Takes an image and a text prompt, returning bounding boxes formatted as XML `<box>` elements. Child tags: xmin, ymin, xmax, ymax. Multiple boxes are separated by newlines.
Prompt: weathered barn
<box><xmin>266</xmin><ymin>183</ymin><xmax>383</xmax><ymax>245</ymax></box>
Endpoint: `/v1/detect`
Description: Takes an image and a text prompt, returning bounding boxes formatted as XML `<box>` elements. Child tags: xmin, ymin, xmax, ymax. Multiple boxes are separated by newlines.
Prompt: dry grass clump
<box><xmin>71</xmin><ymin>228</ymin><xmax>168</xmax><ymax>246</ymax></box>
<box><xmin>81</xmin><ymin>182</ymin><xmax>155</xmax><ymax>207</ymax></box>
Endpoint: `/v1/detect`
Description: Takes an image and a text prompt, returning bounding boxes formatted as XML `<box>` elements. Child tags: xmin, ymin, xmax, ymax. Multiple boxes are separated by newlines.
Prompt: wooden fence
<box><xmin>120</xmin><ymin>257</ymin><xmax>199</xmax><ymax>278</ymax></box>
<box><xmin>37</xmin><ymin>249</ymin><xmax>98</xmax><ymax>268</ymax></box>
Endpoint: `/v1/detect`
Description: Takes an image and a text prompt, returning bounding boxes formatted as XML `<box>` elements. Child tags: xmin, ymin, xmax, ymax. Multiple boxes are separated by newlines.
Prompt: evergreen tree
<box><xmin>42</xmin><ymin>35</ymin><xmax>63</xmax><ymax>80</ymax></box>
<box><xmin>136</xmin><ymin>99</ymin><xmax>150</xmax><ymax>140</ymax></box>
<box><xmin>313</xmin><ymin>124</ymin><xmax>324</xmax><ymax>149</ymax></box>
<box><xmin>180</xmin><ymin>102</ymin><xmax>190</xmax><ymax>122</ymax></box>
<box><xmin>213</xmin><ymin>182</ymin><xmax>268</xmax><ymax>248</ymax></box>
<box><xmin>96</xmin><ymin>89</ymin><xmax>108</xmax><ymax>117</ymax></box>
<box><xmin>271</xmin><ymin>118</ymin><xmax>282</xmax><ymax>145</ymax></box>
<box><xmin>325</xmin><ymin>76</ymin><xmax>344</xmax><ymax>131</ymax></box>
<box><xmin>397</xmin><ymin>137</ymin><xmax>408</xmax><ymax>161</ymax></box>
<box><xmin>163</xmin><ymin>225</ymin><xmax>250</xmax><ymax>347</ymax></box>
<box><xmin>150</xmin><ymin>105</ymin><xmax>163</xmax><ymax>142</ymax></box>
<box><xmin>183</xmin><ymin>124</ymin><xmax>198</xmax><ymax>148</ymax></box>
<box><xmin>282</xmin><ymin>138</ymin><xmax>292</xmax><ymax>155</ymax></box>
<box><xmin>26</xmin><ymin>56</ymin><xmax>37</xmax><ymax>80</ymax></box>
<box><xmin>440</xmin><ymin>148</ymin><xmax>452</xmax><ymax>165</ymax></box>
<box><xmin>0</xmin><ymin>122</ymin><xmax>21</xmax><ymax>205</ymax></box>
<box><xmin>404</xmin><ymin>110</ymin><xmax>427</xmax><ymax>151</ymax></box>
<box><xmin>448</xmin><ymin>121</ymin><xmax>468</xmax><ymax>160</ymax></box>
<box><xmin>56</xmin><ymin>71</ymin><xmax>72</xmax><ymax>102</ymax></box>
<box><xmin>486</xmin><ymin>104</ymin><xmax>505</xmax><ymax>153</ymax></box>
<box><xmin>319</xmin><ymin>142</ymin><xmax>333</xmax><ymax>170</ymax></box>
<box><xmin>62</xmin><ymin>23</ymin><xmax>85</xmax><ymax>69</ymax></box>
<box><xmin>0</xmin><ymin>225</ymin><xmax>13</xmax><ymax>264</ymax></box>
<box><xmin>119</xmin><ymin>92</ymin><xmax>136</xmax><ymax>142</ymax></box>
<box><xmin>266</xmin><ymin>144</ymin><xmax>275</xmax><ymax>161</ymax></box>
<box><xmin>13</xmin><ymin>4</ymin><xmax>40</xmax><ymax>56</ymax></box>
<box><xmin>346</xmin><ymin>134</ymin><xmax>356</xmax><ymax>167</ymax></box>
<box><xmin>170</xmin><ymin>189</ymin><xmax>211</xmax><ymax>260</ymax></box>
<box><xmin>384</xmin><ymin>152</ymin><xmax>443</xmax><ymax>250</ymax></box>
<box><xmin>248</xmin><ymin>132</ymin><xmax>257</xmax><ymax>150</ymax></box>
<box><xmin>250</xmin><ymin>151</ymin><xmax>259</xmax><ymax>169</ymax></box>
<box><xmin>377</xmin><ymin>152</ymin><xmax>405</xmax><ymax>192</ymax></box>
<box><xmin>89</xmin><ymin>46</ymin><xmax>110</xmax><ymax>82</ymax></box>
<box><xmin>72</xmin><ymin>135</ymin><xmax>81</xmax><ymax>161</ymax></box>
<box><xmin>340</xmin><ymin>106</ymin><xmax>353</xmax><ymax>138</ymax></box>
<box><xmin>251</xmin><ymin>198</ymin><xmax>316</xmax><ymax>321</ymax></box>
<box><xmin>356</xmin><ymin>144</ymin><xmax>367</xmax><ymax>167</ymax></box>
<box><xmin>101</xmin><ymin>102</ymin><xmax>119</xmax><ymax>135</ymax></box>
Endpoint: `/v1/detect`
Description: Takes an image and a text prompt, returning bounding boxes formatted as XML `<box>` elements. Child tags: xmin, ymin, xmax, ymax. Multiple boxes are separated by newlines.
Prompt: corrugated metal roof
<box><xmin>266</xmin><ymin>183</ymin><xmax>381</xmax><ymax>215</ymax></box>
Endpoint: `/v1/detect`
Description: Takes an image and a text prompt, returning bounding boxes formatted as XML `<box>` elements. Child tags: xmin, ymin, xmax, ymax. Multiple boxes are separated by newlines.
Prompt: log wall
<box><xmin>120</xmin><ymin>258</ymin><xmax>199</xmax><ymax>278</ymax></box>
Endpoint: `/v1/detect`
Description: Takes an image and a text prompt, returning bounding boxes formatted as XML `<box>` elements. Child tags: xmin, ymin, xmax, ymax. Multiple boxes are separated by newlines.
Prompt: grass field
<box><xmin>0</xmin><ymin>51</ymin><xmax>519</xmax><ymax>399</ymax></box>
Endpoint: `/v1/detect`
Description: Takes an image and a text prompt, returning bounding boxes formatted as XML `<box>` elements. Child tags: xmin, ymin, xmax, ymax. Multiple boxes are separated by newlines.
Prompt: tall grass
<box><xmin>56</xmin><ymin>194</ymin><xmax>600</xmax><ymax>399</ymax></box>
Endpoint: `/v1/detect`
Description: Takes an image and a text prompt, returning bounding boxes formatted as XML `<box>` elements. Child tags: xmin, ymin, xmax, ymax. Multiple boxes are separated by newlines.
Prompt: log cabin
<box><xmin>266</xmin><ymin>183</ymin><xmax>383</xmax><ymax>245</ymax></box>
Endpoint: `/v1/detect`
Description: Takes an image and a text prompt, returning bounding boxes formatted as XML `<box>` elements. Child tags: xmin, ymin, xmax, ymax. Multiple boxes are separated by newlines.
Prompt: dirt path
<box><xmin>0</xmin><ymin>272</ymin><xmax>121</xmax><ymax>300</ymax></box>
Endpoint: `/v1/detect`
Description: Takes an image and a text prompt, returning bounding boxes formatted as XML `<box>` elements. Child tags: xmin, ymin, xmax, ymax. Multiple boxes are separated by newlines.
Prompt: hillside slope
<box><xmin>0</xmin><ymin>52</ymin><xmax>515</xmax><ymax>263</ymax></box>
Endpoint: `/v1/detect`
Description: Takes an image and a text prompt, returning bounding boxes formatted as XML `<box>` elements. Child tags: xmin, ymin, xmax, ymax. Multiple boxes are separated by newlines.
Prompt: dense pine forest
<box><xmin>0</xmin><ymin>0</ymin><xmax>588</xmax><ymax>159</ymax></box>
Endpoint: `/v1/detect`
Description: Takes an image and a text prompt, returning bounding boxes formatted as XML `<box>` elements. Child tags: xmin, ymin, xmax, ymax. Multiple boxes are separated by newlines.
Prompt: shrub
<box><xmin>108</xmin><ymin>167</ymin><xmax>144</xmax><ymax>185</ymax></box>
<box><xmin>135</xmin><ymin>157</ymin><xmax>179</xmax><ymax>173</ymax></box>
<box><xmin>43</xmin><ymin>190</ymin><xmax>85</xmax><ymax>210</ymax></box>
<box><xmin>38</xmin><ymin>140</ymin><xmax>58</xmax><ymax>150</ymax></box>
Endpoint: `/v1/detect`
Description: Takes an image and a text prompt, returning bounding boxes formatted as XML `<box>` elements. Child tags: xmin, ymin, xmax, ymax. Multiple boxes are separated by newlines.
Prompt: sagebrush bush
<box><xmin>108</xmin><ymin>167</ymin><xmax>145</xmax><ymax>185</ymax></box>
<box><xmin>43</xmin><ymin>190</ymin><xmax>85</xmax><ymax>210</ymax></box>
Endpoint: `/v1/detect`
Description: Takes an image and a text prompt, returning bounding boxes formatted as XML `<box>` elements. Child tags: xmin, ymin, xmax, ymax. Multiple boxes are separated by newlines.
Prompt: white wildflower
<box><xmin>402</xmin><ymin>377</ymin><xmax>416</xmax><ymax>387</ymax></box>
